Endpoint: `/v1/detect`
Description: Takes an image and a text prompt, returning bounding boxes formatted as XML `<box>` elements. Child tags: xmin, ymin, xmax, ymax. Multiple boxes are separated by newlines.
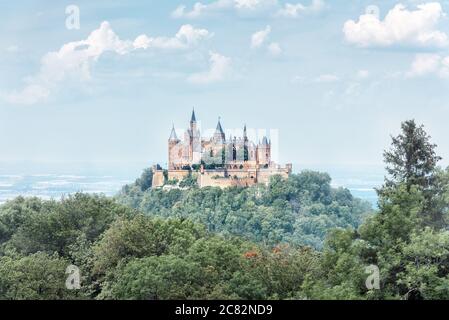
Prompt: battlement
<box><xmin>152</xmin><ymin>163</ymin><xmax>292</xmax><ymax>189</ymax></box>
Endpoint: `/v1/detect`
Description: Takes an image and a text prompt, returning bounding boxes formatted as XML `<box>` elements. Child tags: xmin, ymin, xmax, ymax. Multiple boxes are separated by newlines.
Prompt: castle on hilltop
<box><xmin>152</xmin><ymin>110</ymin><xmax>292</xmax><ymax>189</ymax></box>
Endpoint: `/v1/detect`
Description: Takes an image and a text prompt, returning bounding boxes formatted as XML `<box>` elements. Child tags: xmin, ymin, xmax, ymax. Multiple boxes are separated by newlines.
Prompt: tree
<box><xmin>0</xmin><ymin>252</ymin><xmax>78</xmax><ymax>300</ymax></box>
<box><xmin>6</xmin><ymin>193</ymin><xmax>135</xmax><ymax>257</ymax></box>
<box><xmin>102</xmin><ymin>255</ymin><xmax>204</xmax><ymax>300</ymax></box>
<box><xmin>382</xmin><ymin>120</ymin><xmax>444</xmax><ymax>228</ymax></box>
<box><xmin>92</xmin><ymin>216</ymin><xmax>206</xmax><ymax>276</ymax></box>
<box><xmin>135</xmin><ymin>168</ymin><xmax>153</xmax><ymax>191</ymax></box>
<box><xmin>383</xmin><ymin>120</ymin><xmax>441</xmax><ymax>191</ymax></box>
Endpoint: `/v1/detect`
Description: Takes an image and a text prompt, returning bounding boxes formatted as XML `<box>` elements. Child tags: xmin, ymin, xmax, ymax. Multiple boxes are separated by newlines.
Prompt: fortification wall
<box><xmin>257</xmin><ymin>167</ymin><xmax>291</xmax><ymax>185</ymax></box>
<box><xmin>199</xmin><ymin>173</ymin><xmax>234</xmax><ymax>188</ymax></box>
<box><xmin>199</xmin><ymin>170</ymin><xmax>257</xmax><ymax>188</ymax></box>
<box><xmin>154</xmin><ymin>164</ymin><xmax>292</xmax><ymax>189</ymax></box>
<box><xmin>152</xmin><ymin>170</ymin><xmax>165</xmax><ymax>188</ymax></box>
<box><xmin>168</xmin><ymin>170</ymin><xmax>191</xmax><ymax>182</ymax></box>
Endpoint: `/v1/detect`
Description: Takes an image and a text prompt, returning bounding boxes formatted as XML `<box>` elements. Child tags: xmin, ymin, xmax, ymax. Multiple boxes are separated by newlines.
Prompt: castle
<box><xmin>152</xmin><ymin>110</ymin><xmax>292</xmax><ymax>189</ymax></box>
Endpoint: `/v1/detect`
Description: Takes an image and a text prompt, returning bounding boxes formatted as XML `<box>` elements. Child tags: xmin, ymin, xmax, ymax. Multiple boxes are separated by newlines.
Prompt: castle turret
<box><xmin>213</xmin><ymin>117</ymin><xmax>225</xmax><ymax>143</ymax></box>
<box><xmin>190</xmin><ymin>108</ymin><xmax>197</xmax><ymax>131</ymax></box>
<box><xmin>169</xmin><ymin>124</ymin><xmax>179</xmax><ymax>142</ymax></box>
<box><xmin>243</xmin><ymin>124</ymin><xmax>249</xmax><ymax>162</ymax></box>
<box><xmin>168</xmin><ymin>124</ymin><xmax>180</xmax><ymax>169</ymax></box>
<box><xmin>257</xmin><ymin>136</ymin><xmax>271</xmax><ymax>167</ymax></box>
<box><xmin>188</xmin><ymin>108</ymin><xmax>201</xmax><ymax>165</ymax></box>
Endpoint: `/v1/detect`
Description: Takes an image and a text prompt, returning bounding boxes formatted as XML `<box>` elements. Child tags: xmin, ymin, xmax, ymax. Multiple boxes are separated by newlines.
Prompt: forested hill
<box><xmin>1</xmin><ymin>120</ymin><xmax>449</xmax><ymax>300</ymax></box>
<box><xmin>117</xmin><ymin>170</ymin><xmax>373</xmax><ymax>249</ymax></box>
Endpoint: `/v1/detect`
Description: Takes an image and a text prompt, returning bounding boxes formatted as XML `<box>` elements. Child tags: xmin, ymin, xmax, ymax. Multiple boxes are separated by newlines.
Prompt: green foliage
<box><xmin>0</xmin><ymin>252</ymin><xmax>78</xmax><ymax>300</ymax></box>
<box><xmin>104</xmin><ymin>255</ymin><xmax>204</xmax><ymax>300</ymax></box>
<box><xmin>0</xmin><ymin>192</ymin><xmax>324</xmax><ymax>300</ymax></box>
<box><xmin>179</xmin><ymin>173</ymin><xmax>199</xmax><ymax>188</ymax></box>
<box><xmin>135</xmin><ymin>168</ymin><xmax>153</xmax><ymax>191</ymax></box>
<box><xmin>382</xmin><ymin>120</ymin><xmax>443</xmax><ymax>228</ymax></box>
<box><xmin>118</xmin><ymin>171</ymin><xmax>372</xmax><ymax>249</ymax></box>
<box><xmin>383</xmin><ymin>120</ymin><xmax>441</xmax><ymax>190</ymax></box>
<box><xmin>303</xmin><ymin>120</ymin><xmax>449</xmax><ymax>300</ymax></box>
<box><xmin>1</xmin><ymin>193</ymin><xmax>135</xmax><ymax>257</ymax></box>
<box><xmin>92</xmin><ymin>215</ymin><xmax>206</xmax><ymax>275</ymax></box>
<box><xmin>1</xmin><ymin>119</ymin><xmax>449</xmax><ymax>300</ymax></box>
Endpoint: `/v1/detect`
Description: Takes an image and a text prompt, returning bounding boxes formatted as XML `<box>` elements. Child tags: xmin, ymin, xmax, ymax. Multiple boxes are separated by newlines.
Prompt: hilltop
<box><xmin>117</xmin><ymin>169</ymin><xmax>373</xmax><ymax>249</ymax></box>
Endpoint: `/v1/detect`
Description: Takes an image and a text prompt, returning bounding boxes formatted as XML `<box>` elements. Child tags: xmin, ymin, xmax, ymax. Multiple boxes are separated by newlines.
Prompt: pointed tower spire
<box><xmin>261</xmin><ymin>136</ymin><xmax>269</xmax><ymax>145</ymax></box>
<box><xmin>169</xmin><ymin>124</ymin><xmax>178</xmax><ymax>141</ymax></box>
<box><xmin>243</xmin><ymin>124</ymin><xmax>249</xmax><ymax>162</ymax></box>
<box><xmin>214</xmin><ymin>117</ymin><xmax>225</xmax><ymax>142</ymax></box>
<box><xmin>191</xmin><ymin>108</ymin><xmax>197</xmax><ymax>123</ymax></box>
<box><xmin>216</xmin><ymin>117</ymin><xmax>224</xmax><ymax>134</ymax></box>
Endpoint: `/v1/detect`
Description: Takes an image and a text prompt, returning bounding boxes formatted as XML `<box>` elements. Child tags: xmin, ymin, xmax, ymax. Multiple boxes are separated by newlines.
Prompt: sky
<box><xmin>1</xmin><ymin>0</ymin><xmax>449</xmax><ymax>172</ymax></box>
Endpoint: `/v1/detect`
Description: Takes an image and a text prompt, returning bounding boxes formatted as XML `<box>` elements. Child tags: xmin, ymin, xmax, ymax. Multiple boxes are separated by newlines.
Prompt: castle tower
<box><xmin>243</xmin><ymin>124</ymin><xmax>249</xmax><ymax>162</ymax></box>
<box><xmin>213</xmin><ymin>117</ymin><xmax>226</xmax><ymax>143</ymax></box>
<box><xmin>168</xmin><ymin>124</ymin><xmax>180</xmax><ymax>169</ymax></box>
<box><xmin>257</xmin><ymin>136</ymin><xmax>271</xmax><ymax>167</ymax></box>
<box><xmin>190</xmin><ymin>108</ymin><xmax>197</xmax><ymax>132</ymax></box>
<box><xmin>189</xmin><ymin>108</ymin><xmax>201</xmax><ymax>165</ymax></box>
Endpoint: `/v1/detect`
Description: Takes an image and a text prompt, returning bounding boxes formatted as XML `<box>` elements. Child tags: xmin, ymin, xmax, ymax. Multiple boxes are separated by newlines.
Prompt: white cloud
<box><xmin>315</xmin><ymin>74</ymin><xmax>339</xmax><ymax>82</ymax></box>
<box><xmin>172</xmin><ymin>0</ymin><xmax>326</xmax><ymax>19</ymax></box>
<box><xmin>251</xmin><ymin>25</ymin><xmax>271</xmax><ymax>48</ymax></box>
<box><xmin>277</xmin><ymin>0</ymin><xmax>325</xmax><ymax>18</ymax></box>
<box><xmin>4</xmin><ymin>85</ymin><xmax>50</xmax><ymax>105</ymax></box>
<box><xmin>188</xmin><ymin>51</ymin><xmax>232</xmax><ymax>84</ymax></box>
<box><xmin>172</xmin><ymin>0</ymin><xmax>234</xmax><ymax>19</ymax></box>
<box><xmin>268</xmin><ymin>42</ymin><xmax>282</xmax><ymax>56</ymax></box>
<box><xmin>291</xmin><ymin>73</ymin><xmax>340</xmax><ymax>84</ymax></box>
<box><xmin>408</xmin><ymin>54</ymin><xmax>441</xmax><ymax>76</ymax></box>
<box><xmin>172</xmin><ymin>0</ymin><xmax>278</xmax><ymax>19</ymax></box>
<box><xmin>251</xmin><ymin>26</ymin><xmax>282</xmax><ymax>56</ymax></box>
<box><xmin>4</xmin><ymin>22</ymin><xmax>212</xmax><ymax>105</ymax></box>
<box><xmin>356</xmin><ymin>69</ymin><xmax>370</xmax><ymax>79</ymax></box>
<box><xmin>406</xmin><ymin>54</ymin><xmax>449</xmax><ymax>78</ymax></box>
<box><xmin>235</xmin><ymin>0</ymin><xmax>277</xmax><ymax>10</ymax></box>
<box><xmin>133</xmin><ymin>24</ymin><xmax>212</xmax><ymax>49</ymax></box>
<box><xmin>343</xmin><ymin>2</ymin><xmax>448</xmax><ymax>48</ymax></box>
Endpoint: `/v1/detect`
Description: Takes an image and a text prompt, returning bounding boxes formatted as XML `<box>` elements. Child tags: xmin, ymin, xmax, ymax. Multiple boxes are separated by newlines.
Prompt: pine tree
<box><xmin>380</xmin><ymin>120</ymin><xmax>443</xmax><ymax>228</ymax></box>
<box><xmin>383</xmin><ymin>120</ymin><xmax>441</xmax><ymax>190</ymax></box>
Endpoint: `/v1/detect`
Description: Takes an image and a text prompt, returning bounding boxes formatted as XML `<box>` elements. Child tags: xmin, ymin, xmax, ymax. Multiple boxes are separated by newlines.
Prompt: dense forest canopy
<box><xmin>117</xmin><ymin>171</ymin><xmax>372</xmax><ymax>249</ymax></box>
<box><xmin>0</xmin><ymin>120</ymin><xmax>448</xmax><ymax>300</ymax></box>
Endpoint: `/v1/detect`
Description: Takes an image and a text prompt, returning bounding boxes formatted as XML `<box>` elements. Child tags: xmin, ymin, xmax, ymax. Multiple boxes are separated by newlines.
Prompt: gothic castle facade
<box><xmin>152</xmin><ymin>110</ymin><xmax>292</xmax><ymax>188</ymax></box>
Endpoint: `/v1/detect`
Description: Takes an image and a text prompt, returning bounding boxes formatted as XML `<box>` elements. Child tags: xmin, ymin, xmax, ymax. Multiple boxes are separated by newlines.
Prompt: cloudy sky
<box><xmin>1</xmin><ymin>0</ymin><xmax>449</xmax><ymax>170</ymax></box>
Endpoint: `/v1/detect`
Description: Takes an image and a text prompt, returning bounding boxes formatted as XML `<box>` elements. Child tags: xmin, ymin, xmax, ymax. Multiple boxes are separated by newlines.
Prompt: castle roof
<box><xmin>213</xmin><ymin>118</ymin><xmax>226</xmax><ymax>142</ymax></box>
<box><xmin>191</xmin><ymin>108</ymin><xmax>196</xmax><ymax>122</ymax></box>
<box><xmin>169</xmin><ymin>125</ymin><xmax>179</xmax><ymax>141</ymax></box>
<box><xmin>261</xmin><ymin>136</ymin><xmax>269</xmax><ymax>145</ymax></box>
<box><xmin>216</xmin><ymin>118</ymin><xmax>224</xmax><ymax>135</ymax></box>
